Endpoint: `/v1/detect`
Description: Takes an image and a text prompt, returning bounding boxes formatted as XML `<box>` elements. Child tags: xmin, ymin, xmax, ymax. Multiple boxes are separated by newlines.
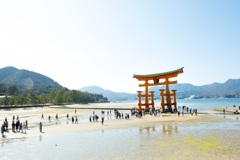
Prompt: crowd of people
<box><xmin>88</xmin><ymin>110</ymin><xmax>130</xmax><ymax>126</ymax></box>
<box><xmin>130</xmin><ymin>107</ymin><xmax>161</xmax><ymax>118</ymax></box>
<box><xmin>1</xmin><ymin>115</ymin><xmax>28</xmax><ymax>137</ymax></box>
<box><xmin>177</xmin><ymin>106</ymin><xmax>198</xmax><ymax>117</ymax></box>
<box><xmin>129</xmin><ymin>105</ymin><xmax>199</xmax><ymax>118</ymax></box>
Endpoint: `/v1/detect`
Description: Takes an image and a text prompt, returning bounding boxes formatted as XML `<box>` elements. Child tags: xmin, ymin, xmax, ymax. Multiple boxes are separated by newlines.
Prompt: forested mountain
<box><xmin>0</xmin><ymin>66</ymin><xmax>64</xmax><ymax>94</ymax></box>
<box><xmin>0</xmin><ymin>66</ymin><xmax>108</xmax><ymax>106</ymax></box>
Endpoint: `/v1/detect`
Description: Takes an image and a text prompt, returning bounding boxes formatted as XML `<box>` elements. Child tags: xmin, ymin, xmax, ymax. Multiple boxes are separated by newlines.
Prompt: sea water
<box><xmin>127</xmin><ymin>98</ymin><xmax>240</xmax><ymax>111</ymax></box>
<box><xmin>148</xmin><ymin>98</ymin><xmax>240</xmax><ymax>111</ymax></box>
<box><xmin>177</xmin><ymin>98</ymin><xmax>240</xmax><ymax>110</ymax></box>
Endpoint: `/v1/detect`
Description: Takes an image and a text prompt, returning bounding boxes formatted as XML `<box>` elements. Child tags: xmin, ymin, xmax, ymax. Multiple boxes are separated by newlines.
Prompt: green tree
<box><xmin>54</xmin><ymin>90</ymin><xmax>64</xmax><ymax>104</ymax></box>
<box><xmin>7</xmin><ymin>85</ymin><xmax>18</xmax><ymax>95</ymax></box>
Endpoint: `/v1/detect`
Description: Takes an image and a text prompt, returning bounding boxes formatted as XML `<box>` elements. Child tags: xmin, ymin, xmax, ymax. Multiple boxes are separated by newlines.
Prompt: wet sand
<box><xmin>1</xmin><ymin>103</ymin><xmax>240</xmax><ymax>160</ymax></box>
<box><xmin>0</xmin><ymin>103</ymin><xmax>205</xmax><ymax>138</ymax></box>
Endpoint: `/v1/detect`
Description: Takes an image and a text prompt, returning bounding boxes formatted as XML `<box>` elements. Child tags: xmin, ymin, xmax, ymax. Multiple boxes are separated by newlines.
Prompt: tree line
<box><xmin>0</xmin><ymin>83</ymin><xmax>108</xmax><ymax>106</ymax></box>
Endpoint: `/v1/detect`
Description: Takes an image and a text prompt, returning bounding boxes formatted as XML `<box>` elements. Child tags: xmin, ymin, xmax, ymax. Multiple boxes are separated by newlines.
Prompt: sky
<box><xmin>0</xmin><ymin>0</ymin><xmax>240</xmax><ymax>93</ymax></box>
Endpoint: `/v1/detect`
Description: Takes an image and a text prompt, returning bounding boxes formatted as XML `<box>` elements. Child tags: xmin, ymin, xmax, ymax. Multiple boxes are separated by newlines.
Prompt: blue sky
<box><xmin>0</xmin><ymin>0</ymin><xmax>240</xmax><ymax>93</ymax></box>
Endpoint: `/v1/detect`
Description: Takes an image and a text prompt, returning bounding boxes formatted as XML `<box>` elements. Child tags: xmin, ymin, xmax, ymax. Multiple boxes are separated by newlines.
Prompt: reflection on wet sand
<box><xmin>162</xmin><ymin>123</ymin><xmax>178</xmax><ymax>135</ymax></box>
<box><xmin>139</xmin><ymin>123</ymin><xmax>178</xmax><ymax>136</ymax></box>
<box><xmin>39</xmin><ymin>135</ymin><xmax>42</xmax><ymax>142</ymax></box>
<box><xmin>1</xmin><ymin>137</ymin><xmax>27</xmax><ymax>147</ymax></box>
<box><xmin>139</xmin><ymin>126</ymin><xmax>156</xmax><ymax>136</ymax></box>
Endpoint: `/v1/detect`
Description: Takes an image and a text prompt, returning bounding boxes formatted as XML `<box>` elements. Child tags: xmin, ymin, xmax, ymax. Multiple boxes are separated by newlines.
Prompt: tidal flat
<box><xmin>0</xmin><ymin>103</ymin><xmax>240</xmax><ymax>160</ymax></box>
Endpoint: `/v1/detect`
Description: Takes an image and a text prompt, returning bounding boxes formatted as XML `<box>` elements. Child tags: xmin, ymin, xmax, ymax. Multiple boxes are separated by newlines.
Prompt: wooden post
<box><xmin>150</xmin><ymin>91</ymin><xmax>155</xmax><ymax>108</ymax></box>
<box><xmin>137</xmin><ymin>91</ymin><xmax>142</xmax><ymax>111</ymax></box>
<box><xmin>165</xmin><ymin>78</ymin><xmax>171</xmax><ymax>110</ymax></box>
<box><xmin>172</xmin><ymin>90</ymin><xmax>177</xmax><ymax>112</ymax></box>
<box><xmin>145</xmin><ymin>80</ymin><xmax>149</xmax><ymax>109</ymax></box>
<box><xmin>160</xmin><ymin>89</ymin><xmax>165</xmax><ymax>111</ymax></box>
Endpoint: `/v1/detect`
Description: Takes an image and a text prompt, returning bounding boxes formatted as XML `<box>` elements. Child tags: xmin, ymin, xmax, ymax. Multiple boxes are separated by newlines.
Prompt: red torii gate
<box><xmin>133</xmin><ymin>67</ymin><xmax>184</xmax><ymax>112</ymax></box>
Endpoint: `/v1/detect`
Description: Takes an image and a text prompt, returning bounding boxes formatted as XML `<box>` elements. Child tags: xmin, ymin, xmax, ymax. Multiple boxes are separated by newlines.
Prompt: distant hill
<box><xmin>79</xmin><ymin>86</ymin><xmax>137</xmax><ymax>102</ymax></box>
<box><xmin>150</xmin><ymin>79</ymin><xmax>240</xmax><ymax>99</ymax></box>
<box><xmin>0</xmin><ymin>66</ymin><xmax>64</xmax><ymax>94</ymax></box>
<box><xmin>79</xmin><ymin>79</ymin><xmax>240</xmax><ymax>101</ymax></box>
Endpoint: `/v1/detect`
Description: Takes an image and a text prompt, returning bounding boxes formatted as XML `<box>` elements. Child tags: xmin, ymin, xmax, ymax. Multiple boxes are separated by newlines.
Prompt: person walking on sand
<box><xmin>195</xmin><ymin>109</ymin><xmax>197</xmax><ymax>116</ymax></box>
<box><xmin>39</xmin><ymin>122</ymin><xmax>42</xmax><ymax>132</ymax></box>
<box><xmin>75</xmin><ymin>116</ymin><xmax>78</xmax><ymax>124</ymax></box>
<box><xmin>23</xmin><ymin>122</ymin><xmax>26</xmax><ymax>134</ymax></box>
<box><xmin>72</xmin><ymin>116</ymin><xmax>74</xmax><ymax>124</ymax></box>
<box><xmin>19</xmin><ymin>122</ymin><xmax>23</xmax><ymax>133</ymax></box>
<box><xmin>26</xmin><ymin>120</ymin><xmax>28</xmax><ymax>129</ymax></box>
<box><xmin>12</xmin><ymin>121</ymin><xmax>15</xmax><ymax>132</ymax></box>
<box><xmin>67</xmin><ymin>114</ymin><xmax>69</xmax><ymax>120</ymax></box>
<box><xmin>5</xmin><ymin>118</ymin><xmax>9</xmax><ymax>131</ymax></box>
<box><xmin>101</xmin><ymin>117</ymin><xmax>104</xmax><ymax>125</ymax></box>
<box><xmin>41</xmin><ymin>114</ymin><xmax>44</xmax><ymax>119</ymax></box>
<box><xmin>89</xmin><ymin>116</ymin><xmax>92</xmax><ymax>122</ymax></box>
<box><xmin>1</xmin><ymin>124</ymin><xmax>4</xmax><ymax>137</ymax></box>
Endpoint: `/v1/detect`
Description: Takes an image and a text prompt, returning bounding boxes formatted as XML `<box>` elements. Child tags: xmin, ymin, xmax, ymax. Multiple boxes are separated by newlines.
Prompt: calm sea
<box><xmin>132</xmin><ymin>98</ymin><xmax>240</xmax><ymax>111</ymax></box>
<box><xmin>177</xmin><ymin>98</ymin><xmax>240</xmax><ymax>110</ymax></box>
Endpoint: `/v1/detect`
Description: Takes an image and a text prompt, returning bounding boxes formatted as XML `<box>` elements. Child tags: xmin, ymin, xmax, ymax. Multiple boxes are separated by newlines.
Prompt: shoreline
<box><xmin>0</xmin><ymin>111</ymin><xmax>224</xmax><ymax>141</ymax></box>
<box><xmin>1</xmin><ymin>103</ymin><xmax>239</xmax><ymax>142</ymax></box>
<box><xmin>0</xmin><ymin>103</ymin><xmax>133</xmax><ymax>111</ymax></box>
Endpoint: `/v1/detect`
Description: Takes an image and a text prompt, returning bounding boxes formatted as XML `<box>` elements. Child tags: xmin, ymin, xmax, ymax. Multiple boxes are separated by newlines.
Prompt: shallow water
<box><xmin>1</xmin><ymin>117</ymin><xmax>239</xmax><ymax>160</ymax></box>
<box><xmin>138</xmin><ymin>98</ymin><xmax>239</xmax><ymax>111</ymax></box>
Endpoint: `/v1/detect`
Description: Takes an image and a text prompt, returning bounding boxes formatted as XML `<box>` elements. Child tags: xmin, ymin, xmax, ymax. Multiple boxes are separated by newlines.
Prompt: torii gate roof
<box><xmin>133</xmin><ymin>67</ymin><xmax>184</xmax><ymax>80</ymax></box>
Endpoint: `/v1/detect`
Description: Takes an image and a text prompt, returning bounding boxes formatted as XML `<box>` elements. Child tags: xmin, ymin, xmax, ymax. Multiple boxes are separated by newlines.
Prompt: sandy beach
<box><xmin>0</xmin><ymin>103</ymin><xmax>207</xmax><ymax>138</ymax></box>
<box><xmin>0</xmin><ymin>103</ymin><xmax>208</xmax><ymax>138</ymax></box>
<box><xmin>1</xmin><ymin>103</ymin><xmax>240</xmax><ymax>160</ymax></box>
